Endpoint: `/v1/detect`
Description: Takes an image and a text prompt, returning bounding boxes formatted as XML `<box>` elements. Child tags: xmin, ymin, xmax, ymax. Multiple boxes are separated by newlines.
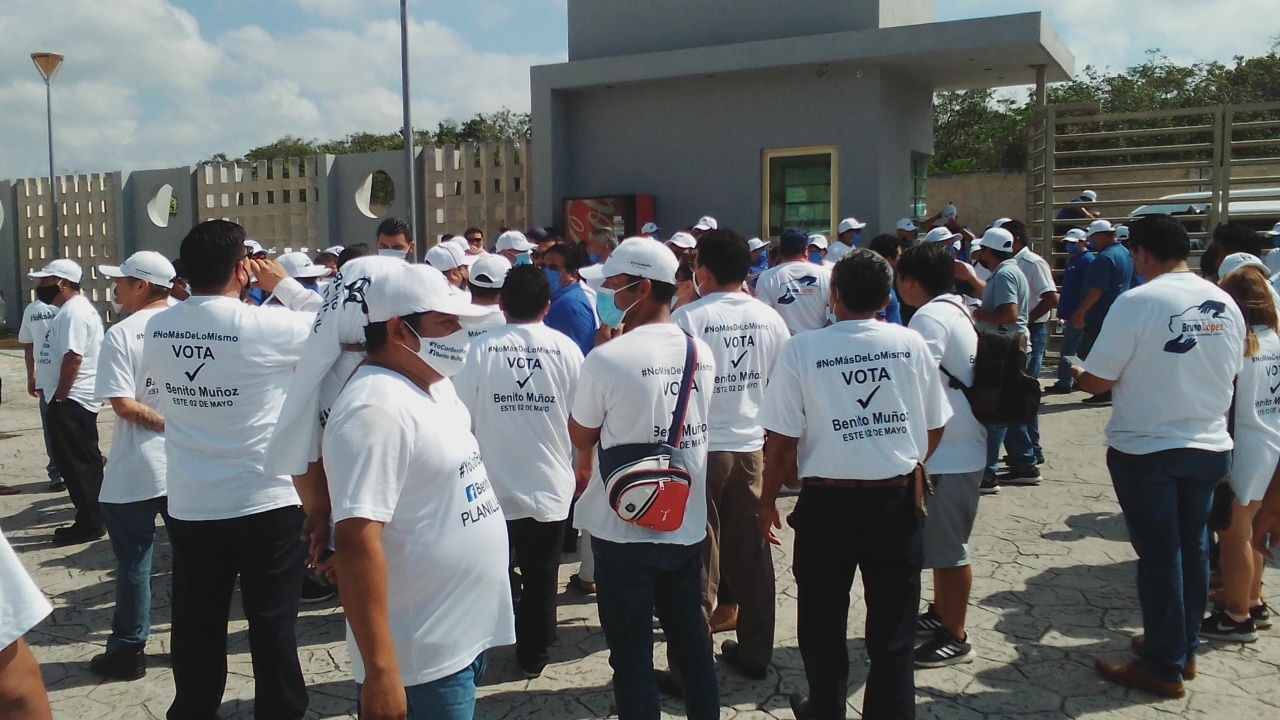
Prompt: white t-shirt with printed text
<box><xmin>1230</xmin><ymin>327</ymin><xmax>1280</xmax><ymax>501</ymax></box>
<box><xmin>17</xmin><ymin>300</ymin><xmax>58</xmax><ymax>346</ymax></box>
<box><xmin>95</xmin><ymin>307</ymin><xmax>168</xmax><ymax>504</ymax></box>
<box><xmin>759</xmin><ymin>319</ymin><xmax>952</xmax><ymax>480</ymax></box>
<box><xmin>755</xmin><ymin>261</ymin><xmax>833</xmax><ymax>335</ymax></box>
<box><xmin>673</xmin><ymin>292</ymin><xmax>790</xmax><ymax>452</ymax></box>
<box><xmin>908</xmin><ymin>296</ymin><xmax>987</xmax><ymax>475</ymax></box>
<box><xmin>454</xmin><ymin>323</ymin><xmax>584</xmax><ymax>522</ymax></box>
<box><xmin>570</xmin><ymin>323</ymin><xmax>716</xmax><ymax>545</ymax></box>
<box><xmin>465</xmin><ymin>306</ymin><xmax>506</xmax><ymax>340</ymax></box>
<box><xmin>324</xmin><ymin>366</ymin><xmax>515</xmax><ymax>687</ymax></box>
<box><xmin>35</xmin><ymin>295</ymin><xmax>104</xmax><ymax>412</ymax></box>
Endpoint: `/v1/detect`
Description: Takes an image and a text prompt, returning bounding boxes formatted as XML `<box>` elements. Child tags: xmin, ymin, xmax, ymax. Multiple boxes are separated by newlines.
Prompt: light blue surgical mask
<box><xmin>809</xmin><ymin>251</ymin><xmax>826</xmax><ymax>265</ymax></box>
<box><xmin>544</xmin><ymin>268</ymin><xmax>563</xmax><ymax>289</ymax></box>
<box><xmin>595</xmin><ymin>281</ymin><xmax>640</xmax><ymax>329</ymax></box>
<box><xmin>515</xmin><ymin>252</ymin><xmax>532</xmax><ymax>266</ymax></box>
<box><xmin>589</xmin><ymin>252</ymin><xmax>601</xmax><ymax>264</ymax></box>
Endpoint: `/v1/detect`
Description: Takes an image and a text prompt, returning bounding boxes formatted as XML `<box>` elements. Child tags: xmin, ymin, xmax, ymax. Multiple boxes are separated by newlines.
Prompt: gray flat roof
<box><xmin>533</xmin><ymin>12</ymin><xmax>1074</xmax><ymax>92</ymax></box>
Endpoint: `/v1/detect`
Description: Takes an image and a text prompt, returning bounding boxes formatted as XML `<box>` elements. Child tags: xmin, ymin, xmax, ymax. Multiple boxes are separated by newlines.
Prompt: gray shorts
<box><xmin>922</xmin><ymin>470</ymin><xmax>984</xmax><ymax>569</ymax></box>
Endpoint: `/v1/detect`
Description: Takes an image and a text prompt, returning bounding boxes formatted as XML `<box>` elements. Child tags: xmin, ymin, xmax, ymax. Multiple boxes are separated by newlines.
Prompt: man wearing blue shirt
<box><xmin>541</xmin><ymin>243</ymin><xmax>598</xmax><ymax>357</ymax></box>
<box><xmin>1048</xmin><ymin>229</ymin><xmax>1095</xmax><ymax>394</ymax></box>
<box><xmin>1070</xmin><ymin>220</ymin><xmax>1134</xmax><ymax>405</ymax></box>
<box><xmin>867</xmin><ymin>234</ymin><xmax>904</xmax><ymax>324</ymax></box>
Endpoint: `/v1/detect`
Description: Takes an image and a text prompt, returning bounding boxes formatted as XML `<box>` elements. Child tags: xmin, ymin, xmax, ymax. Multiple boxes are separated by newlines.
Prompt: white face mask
<box><xmin>111</xmin><ymin>299</ymin><xmax>123</xmax><ymax>313</ymax></box>
<box><xmin>379</xmin><ymin>248</ymin><xmax>409</xmax><ymax>260</ymax></box>
<box><xmin>406</xmin><ymin>323</ymin><xmax>470</xmax><ymax>378</ymax></box>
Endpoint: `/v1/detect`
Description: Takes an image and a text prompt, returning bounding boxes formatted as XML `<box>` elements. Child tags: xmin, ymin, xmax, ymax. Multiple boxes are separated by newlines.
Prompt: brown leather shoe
<box><xmin>1096</xmin><ymin>659</ymin><xmax>1186</xmax><ymax>698</ymax></box>
<box><xmin>1130</xmin><ymin>636</ymin><xmax>1196</xmax><ymax>680</ymax></box>
<box><xmin>710</xmin><ymin>604</ymin><xmax>739</xmax><ymax>634</ymax></box>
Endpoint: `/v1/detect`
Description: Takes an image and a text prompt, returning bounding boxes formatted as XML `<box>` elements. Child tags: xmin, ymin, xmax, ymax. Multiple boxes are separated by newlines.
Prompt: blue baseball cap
<box><xmin>780</xmin><ymin>229</ymin><xmax>809</xmax><ymax>254</ymax></box>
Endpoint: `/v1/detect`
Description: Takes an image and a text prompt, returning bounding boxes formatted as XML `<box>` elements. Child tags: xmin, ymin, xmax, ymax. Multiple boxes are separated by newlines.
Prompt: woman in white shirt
<box><xmin>1209</xmin><ymin>258</ymin><xmax>1280</xmax><ymax>642</ymax></box>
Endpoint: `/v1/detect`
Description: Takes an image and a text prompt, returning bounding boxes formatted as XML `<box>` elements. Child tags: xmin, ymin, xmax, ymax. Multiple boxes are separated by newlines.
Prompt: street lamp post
<box><xmin>399</xmin><ymin>0</ymin><xmax>419</xmax><ymax>258</ymax></box>
<box><xmin>31</xmin><ymin>52</ymin><xmax>64</xmax><ymax>257</ymax></box>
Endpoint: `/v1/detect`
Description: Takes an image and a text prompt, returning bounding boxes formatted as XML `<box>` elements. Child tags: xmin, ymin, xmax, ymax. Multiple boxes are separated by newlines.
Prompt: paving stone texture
<box><xmin>1</xmin><ymin>346</ymin><xmax>1278</xmax><ymax>719</ymax></box>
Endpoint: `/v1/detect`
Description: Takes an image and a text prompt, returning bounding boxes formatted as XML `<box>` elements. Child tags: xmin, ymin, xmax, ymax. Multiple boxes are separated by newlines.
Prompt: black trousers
<box><xmin>793</xmin><ymin>484</ymin><xmax>923</xmax><ymax>720</ymax></box>
<box><xmin>166</xmin><ymin>505</ymin><xmax>309</xmax><ymax>720</ymax></box>
<box><xmin>508</xmin><ymin>517</ymin><xmax>566</xmax><ymax>669</ymax></box>
<box><xmin>45</xmin><ymin>399</ymin><xmax>104</xmax><ymax>530</ymax></box>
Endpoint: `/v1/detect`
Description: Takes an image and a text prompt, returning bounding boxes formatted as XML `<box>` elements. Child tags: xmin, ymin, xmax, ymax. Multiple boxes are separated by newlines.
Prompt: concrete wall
<box><xmin>119</xmin><ymin>166</ymin><xmax>199</xmax><ymax>260</ymax></box>
<box><xmin>327</xmin><ymin>150</ymin><xmax>413</xmax><ymax>250</ymax></box>
<box><xmin>929</xmin><ymin>170</ymin><xmax>1026</xmax><ymax>233</ymax></box>
<box><xmin>0</xmin><ymin>181</ymin><xmax>18</xmax><ymax>328</ymax></box>
<box><xmin>567</xmin><ymin>0</ymin><xmax>934</xmax><ymax>61</ymax></box>
<box><xmin>545</xmin><ymin>63</ymin><xmax>933</xmax><ymax>238</ymax></box>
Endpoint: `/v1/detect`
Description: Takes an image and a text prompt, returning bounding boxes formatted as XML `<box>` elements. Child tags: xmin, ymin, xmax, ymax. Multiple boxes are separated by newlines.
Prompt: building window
<box><xmin>762</xmin><ymin>146</ymin><xmax>838</xmax><ymax>239</ymax></box>
<box><xmin>910</xmin><ymin>153</ymin><xmax>929</xmax><ymax>220</ymax></box>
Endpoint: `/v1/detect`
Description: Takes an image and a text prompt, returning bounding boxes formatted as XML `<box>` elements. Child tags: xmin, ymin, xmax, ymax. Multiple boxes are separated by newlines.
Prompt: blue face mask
<box><xmin>544</xmin><ymin>268</ymin><xmax>563</xmax><ymax>289</ymax></box>
<box><xmin>809</xmin><ymin>251</ymin><xmax>826</xmax><ymax>265</ymax></box>
<box><xmin>515</xmin><ymin>253</ymin><xmax>532</xmax><ymax>266</ymax></box>
<box><xmin>595</xmin><ymin>282</ymin><xmax>639</xmax><ymax>329</ymax></box>
<box><xmin>1067</xmin><ymin>242</ymin><xmax>1083</xmax><ymax>256</ymax></box>
<box><xmin>588</xmin><ymin>253</ymin><xmax>601</xmax><ymax>265</ymax></box>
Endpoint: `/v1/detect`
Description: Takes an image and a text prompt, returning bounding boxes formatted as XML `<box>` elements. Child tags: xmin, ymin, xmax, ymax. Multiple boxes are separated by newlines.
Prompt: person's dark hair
<box><xmin>441</xmin><ymin>234</ymin><xmax>454</xmax><ymax>242</ymax></box>
<box><xmin>545</xmin><ymin>242</ymin><xmax>583</xmax><ymax>273</ymax></box>
<box><xmin>364</xmin><ymin>312</ymin><xmax>427</xmax><ymax>354</ymax></box>
<box><xmin>1212</xmin><ymin>222</ymin><xmax>1264</xmax><ymax>258</ymax></box>
<box><xmin>66</xmin><ymin>281</ymin><xmax>81</xmax><ymax>292</ymax></box>
<box><xmin>501</xmin><ymin>265</ymin><xmax>551</xmax><ymax>321</ymax></box>
<box><xmin>896</xmin><ymin>242</ymin><xmax>956</xmax><ymax>298</ymax></box>
<box><xmin>1130</xmin><ymin>213</ymin><xmax>1191</xmax><ymax>263</ymax></box>
<box><xmin>463</xmin><ymin>227</ymin><xmax>483</xmax><ymax>239</ymax></box>
<box><xmin>675</xmin><ymin>257</ymin><xmax>695</xmax><ymax>283</ymax></box>
<box><xmin>180</xmin><ymin>219</ymin><xmax>248</xmax><ymax>293</ymax></box>
<box><xmin>376</xmin><ymin>217</ymin><xmax>413</xmax><ymax>242</ymax></box>
<box><xmin>832</xmin><ymin>249</ymin><xmax>892</xmax><ymax>313</ymax></box>
<box><xmin>695</xmin><ymin>229</ymin><xmax>751</xmax><ymax>285</ymax></box>
<box><xmin>315</xmin><ymin>251</ymin><xmax>339</xmax><ymax>263</ymax></box>
<box><xmin>1002</xmin><ymin>220</ymin><xmax>1028</xmax><ymax>246</ymax></box>
<box><xmin>468</xmin><ymin>283</ymin><xmax>502</xmax><ymax>301</ymax></box>
<box><xmin>649</xmin><ymin>280</ymin><xmax>677</xmax><ymax>305</ymax></box>
<box><xmin>1200</xmin><ymin>242</ymin><xmax>1221</xmax><ymax>279</ymax></box>
<box><xmin>866</xmin><ymin>233</ymin><xmax>901</xmax><ymax>263</ymax></box>
<box><xmin>337</xmin><ymin>243</ymin><xmax>372</xmax><ymax>268</ymax></box>
<box><xmin>170</xmin><ymin>257</ymin><xmax>187</xmax><ymax>281</ymax></box>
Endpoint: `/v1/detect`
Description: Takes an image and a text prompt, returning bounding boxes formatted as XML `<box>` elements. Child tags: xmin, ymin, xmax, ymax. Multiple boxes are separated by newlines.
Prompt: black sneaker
<box><xmin>655</xmin><ymin>670</ymin><xmax>683</xmax><ymax>698</ymax></box>
<box><xmin>720</xmin><ymin>640</ymin><xmax>767</xmax><ymax>680</ymax></box>
<box><xmin>52</xmin><ymin>523</ymin><xmax>106</xmax><ymax>546</ymax></box>
<box><xmin>997</xmin><ymin>468</ymin><xmax>1042</xmax><ymax>486</ymax></box>
<box><xmin>1082</xmin><ymin>391</ymin><xmax>1113</xmax><ymax>406</ymax></box>
<box><xmin>915</xmin><ymin>628</ymin><xmax>975</xmax><ymax>668</ymax></box>
<box><xmin>979</xmin><ymin>474</ymin><xmax>1000</xmax><ymax>495</ymax></box>
<box><xmin>1211</xmin><ymin>602</ymin><xmax>1272</xmax><ymax>630</ymax></box>
<box><xmin>917</xmin><ymin>605</ymin><xmax>943</xmax><ymax>637</ymax></box>
<box><xmin>1200</xmin><ymin>610</ymin><xmax>1258</xmax><ymax>642</ymax></box>
<box><xmin>48</xmin><ymin>478</ymin><xmax>66</xmax><ymax>492</ymax></box>
<box><xmin>300</xmin><ymin>572</ymin><xmax>338</xmax><ymax>604</ymax></box>
<box><xmin>1002</xmin><ymin>454</ymin><xmax>1044</xmax><ymax>467</ymax></box>
<box><xmin>520</xmin><ymin>661</ymin><xmax>546</xmax><ymax>679</ymax></box>
<box><xmin>1044</xmin><ymin>383</ymin><xmax>1075</xmax><ymax>395</ymax></box>
<box><xmin>89</xmin><ymin>645</ymin><xmax>146</xmax><ymax>681</ymax></box>
<box><xmin>788</xmin><ymin>692</ymin><xmax>814</xmax><ymax>720</ymax></box>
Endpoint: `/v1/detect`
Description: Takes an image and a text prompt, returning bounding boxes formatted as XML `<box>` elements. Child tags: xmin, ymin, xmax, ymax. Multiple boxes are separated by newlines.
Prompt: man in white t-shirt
<box><xmin>1074</xmin><ymin>214</ymin><xmax>1245</xmax><ymax>699</ymax></box>
<box><xmin>16</xmin><ymin>297</ymin><xmax>61</xmax><ymax>494</ymax></box>
<box><xmin>1007</xmin><ymin>220</ymin><xmax>1058</xmax><ymax>467</ymax></box>
<box><xmin>31</xmin><ymin>259</ymin><xmax>106</xmax><ymax>545</ymax></box>
<box><xmin>90</xmin><ymin>252</ymin><xmax>177</xmax><ymax>681</ymax></box>
<box><xmin>897</xmin><ymin>242</ymin><xmax>989</xmax><ymax>669</ymax></box>
<box><xmin>0</xmin><ymin>527</ymin><xmax>53</xmax><ymax>718</ymax></box>
<box><xmin>829</xmin><ymin>217</ymin><xmax>866</xmax><ymax>263</ymax></box>
<box><xmin>454</xmin><ymin>265</ymin><xmax>583</xmax><ymax>679</ymax></box>
<box><xmin>758</xmin><ymin>248</ymin><xmax>950</xmax><ymax>720</ymax></box>
<box><xmin>756</xmin><ymin>229</ymin><xmax>833</xmax><ymax>335</ymax></box>
<box><xmin>324</xmin><ymin>262</ymin><xmax>514</xmax><ymax>719</ymax></box>
<box><xmin>672</xmin><ymin>229</ymin><xmax>789</xmax><ymax>680</ymax></box>
<box><xmin>464</xmin><ymin>254</ymin><xmax>511</xmax><ymax>339</ymax></box>
<box><xmin>568</xmin><ymin>237</ymin><xmax>720</xmax><ymax>718</ymax></box>
<box><xmin>142</xmin><ymin>220</ymin><xmax>313</xmax><ymax>719</ymax></box>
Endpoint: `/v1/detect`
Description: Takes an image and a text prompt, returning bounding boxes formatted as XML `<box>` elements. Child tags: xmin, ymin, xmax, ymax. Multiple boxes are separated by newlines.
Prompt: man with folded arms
<box><xmin>759</xmin><ymin>248</ymin><xmax>950</xmax><ymax>720</ymax></box>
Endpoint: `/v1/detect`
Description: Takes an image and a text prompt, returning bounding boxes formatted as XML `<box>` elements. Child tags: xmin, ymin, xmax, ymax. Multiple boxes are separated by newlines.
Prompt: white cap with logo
<box><xmin>991</xmin><ymin>218</ymin><xmax>1012</xmax><ymax>228</ymax></box>
<box><xmin>29</xmin><ymin>258</ymin><xmax>83</xmax><ymax>284</ymax></box>
<box><xmin>425</xmin><ymin>242</ymin><xmax>478</xmax><ymax>272</ymax></box>
<box><xmin>896</xmin><ymin>218</ymin><xmax>917</xmax><ymax>233</ymax></box>
<box><xmin>602</xmin><ymin>237</ymin><xmax>679</xmax><ymax>284</ymax></box>
<box><xmin>666</xmin><ymin>232</ymin><xmax>697</xmax><ymax>250</ymax></box>
<box><xmin>838</xmin><ymin>217</ymin><xmax>867</xmax><ymax>234</ymax></box>
<box><xmin>495</xmin><ymin>230</ymin><xmax>536</xmax><ymax>253</ymax></box>
<box><xmin>692</xmin><ymin>216</ymin><xmax>718</xmax><ymax>232</ymax></box>
<box><xmin>924</xmin><ymin>226</ymin><xmax>960</xmax><ymax>244</ymax></box>
<box><xmin>1086</xmin><ymin>219</ymin><xmax>1116</xmax><ymax>237</ymax></box>
<box><xmin>1063</xmin><ymin>228</ymin><xmax>1087</xmax><ymax>243</ymax></box>
<box><xmin>641</xmin><ymin>222</ymin><xmax>660</xmax><ymax>235</ymax></box>
<box><xmin>365</xmin><ymin>264</ymin><xmax>492</xmax><ymax>323</ymax></box>
<box><xmin>469</xmin><ymin>255</ymin><xmax>512</xmax><ymax>289</ymax></box>
<box><xmin>1218</xmin><ymin>252</ymin><xmax>1271</xmax><ymax>279</ymax></box>
<box><xmin>277</xmin><ymin>252</ymin><xmax>333</xmax><ymax>279</ymax></box>
<box><xmin>1115</xmin><ymin>225</ymin><xmax>1130</xmax><ymax>241</ymax></box>
<box><xmin>807</xmin><ymin>234</ymin><xmax>829</xmax><ymax>250</ymax></box>
<box><xmin>320</xmin><ymin>246</ymin><xmax>345</xmax><ymax>256</ymax></box>
<box><xmin>98</xmin><ymin>251</ymin><xmax>176</xmax><ymax>288</ymax></box>
<box><xmin>974</xmin><ymin>227</ymin><xmax>1015</xmax><ymax>253</ymax></box>
<box><xmin>244</xmin><ymin>239</ymin><xmax>276</xmax><ymax>256</ymax></box>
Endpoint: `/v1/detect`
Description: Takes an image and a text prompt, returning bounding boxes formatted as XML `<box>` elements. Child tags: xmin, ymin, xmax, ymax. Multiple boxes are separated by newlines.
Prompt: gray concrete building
<box><xmin>530</xmin><ymin>0</ymin><xmax>1075</xmax><ymax>239</ymax></box>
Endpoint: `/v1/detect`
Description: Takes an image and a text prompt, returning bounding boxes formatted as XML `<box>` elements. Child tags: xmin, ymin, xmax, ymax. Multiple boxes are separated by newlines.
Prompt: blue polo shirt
<box><xmin>1057</xmin><ymin>250</ymin><xmax>1095</xmax><ymax>320</ymax></box>
<box><xmin>1084</xmin><ymin>243</ymin><xmax>1133</xmax><ymax>325</ymax></box>
<box><xmin>878</xmin><ymin>288</ymin><xmax>903</xmax><ymax>325</ymax></box>
<box><xmin>545</xmin><ymin>282</ymin><xmax>597</xmax><ymax>357</ymax></box>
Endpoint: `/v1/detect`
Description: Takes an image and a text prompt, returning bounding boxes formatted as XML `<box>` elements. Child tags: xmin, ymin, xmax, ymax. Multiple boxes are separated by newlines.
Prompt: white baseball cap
<box><xmin>469</xmin><ymin>255</ymin><xmax>512</xmax><ymax>289</ymax></box>
<box><xmin>895</xmin><ymin>218</ymin><xmax>917</xmax><ymax>233</ymax></box>
<box><xmin>277</xmin><ymin>252</ymin><xmax>333</xmax><ymax>279</ymax></box>
<box><xmin>991</xmin><ymin>217</ymin><xmax>1012</xmax><ymax>229</ymax></box>
<box><xmin>98</xmin><ymin>251</ymin><xmax>176</xmax><ymax>288</ymax></box>
<box><xmin>1264</xmin><ymin>222</ymin><xmax>1280</xmax><ymax>238</ymax></box>
<box><xmin>1080</xmin><ymin>190</ymin><xmax>1098</xmax><ymax>202</ymax></box>
<box><xmin>1086</xmin><ymin>219</ymin><xmax>1116</xmax><ymax>237</ymax></box>
<box><xmin>365</xmin><ymin>263</ymin><xmax>492</xmax><ymax>323</ymax></box>
<box><xmin>747</xmin><ymin>238</ymin><xmax>768</xmax><ymax>252</ymax></box>
<box><xmin>974</xmin><ymin>227</ymin><xmax>1015</xmax><ymax>253</ymax></box>
<box><xmin>666</xmin><ymin>232</ymin><xmax>697</xmax><ymax>250</ymax></box>
<box><xmin>1218</xmin><ymin>252</ymin><xmax>1271</xmax><ymax>279</ymax></box>
<box><xmin>29</xmin><ymin>258</ymin><xmax>83</xmax><ymax>284</ymax></box>
<box><xmin>425</xmin><ymin>242</ymin><xmax>478</xmax><ymax>272</ymax></box>
<box><xmin>838</xmin><ymin>217</ymin><xmax>867</xmax><ymax>234</ymax></box>
<box><xmin>692</xmin><ymin>216</ymin><xmax>718</xmax><ymax>232</ymax></box>
<box><xmin>319</xmin><ymin>246</ymin><xmax>345</xmax><ymax>257</ymax></box>
<box><xmin>941</xmin><ymin>204</ymin><xmax>959</xmax><ymax>221</ymax></box>
<box><xmin>244</xmin><ymin>239</ymin><xmax>275</xmax><ymax>256</ymax></box>
<box><xmin>807</xmin><ymin>234</ymin><xmax>829</xmax><ymax>250</ymax></box>
<box><xmin>1063</xmin><ymin>228</ymin><xmax>1087</xmax><ymax>243</ymax></box>
<box><xmin>641</xmin><ymin>222</ymin><xmax>660</xmax><ymax>235</ymax></box>
<box><xmin>602</xmin><ymin>237</ymin><xmax>679</xmax><ymax>284</ymax></box>
<box><xmin>1115</xmin><ymin>225</ymin><xmax>1130</xmax><ymax>241</ymax></box>
<box><xmin>495</xmin><ymin>230</ymin><xmax>536</xmax><ymax>253</ymax></box>
<box><xmin>923</xmin><ymin>226</ymin><xmax>960</xmax><ymax>244</ymax></box>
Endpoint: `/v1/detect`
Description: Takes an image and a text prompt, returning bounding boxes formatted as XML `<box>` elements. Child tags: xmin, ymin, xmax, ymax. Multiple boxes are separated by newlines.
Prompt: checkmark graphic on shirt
<box><xmin>516</xmin><ymin>372</ymin><xmax>535</xmax><ymax>389</ymax></box>
<box><xmin>184</xmin><ymin>363</ymin><xmax>206</xmax><ymax>382</ymax></box>
<box><xmin>1271</xmin><ymin>380</ymin><xmax>1280</xmax><ymax>395</ymax></box>
<box><xmin>731</xmin><ymin>350</ymin><xmax>748</xmax><ymax>369</ymax></box>
<box><xmin>856</xmin><ymin>385</ymin><xmax>881</xmax><ymax>410</ymax></box>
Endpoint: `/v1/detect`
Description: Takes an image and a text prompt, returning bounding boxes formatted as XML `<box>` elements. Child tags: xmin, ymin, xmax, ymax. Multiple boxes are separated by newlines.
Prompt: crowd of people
<box><xmin>2</xmin><ymin>202</ymin><xmax>1280</xmax><ymax>720</ymax></box>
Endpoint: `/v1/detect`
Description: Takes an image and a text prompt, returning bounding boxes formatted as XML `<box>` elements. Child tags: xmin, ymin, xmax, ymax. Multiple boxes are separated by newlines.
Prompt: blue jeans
<box><xmin>592</xmin><ymin>538</ymin><xmax>719</xmax><ymax>720</ymax></box>
<box><xmin>37</xmin><ymin>393</ymin><xmax>62</xmax><ymax>482</ymax></box>
<box><xmin>359</xmin><ymin>653</ymin><xmax>487</xmax><ymax>720</ymax></box>
<box><xmin>1107</xmin><ymin>447</ymin><xmax>1230</xmax><ymax>683</ymax></box>
<box><xmin>1056</xmin><ymin>325</ymin><xmax>1084</xmax><ymax>387</ymax></box>
<box><xmin>101</xmin><ymin>497</ymin><xmax>169</xmax><ymax>651</ymax></box>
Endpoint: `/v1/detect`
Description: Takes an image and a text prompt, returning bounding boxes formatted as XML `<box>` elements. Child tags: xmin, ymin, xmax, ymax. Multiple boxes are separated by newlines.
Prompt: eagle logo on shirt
<box><xmin>1163</xmin><ymin>300</ymin><xmax>1229</xmax><ymax>354</ymax></box>
<box><xmin>342</xmin><ymin>277</ymin><xmax>371</xmax><ymax>315</ymax></box>
<box><xmin>778</xmin><ymin>275</ymin><xmax>818</xmax><ymax>305</ymax></box>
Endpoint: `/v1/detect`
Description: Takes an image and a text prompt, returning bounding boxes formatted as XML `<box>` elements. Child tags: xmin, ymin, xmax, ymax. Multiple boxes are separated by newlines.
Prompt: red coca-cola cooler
<box><xmin>563</xmin><ymin>195</ymin><xmax>656</xmax><ymax>244</ymax></box>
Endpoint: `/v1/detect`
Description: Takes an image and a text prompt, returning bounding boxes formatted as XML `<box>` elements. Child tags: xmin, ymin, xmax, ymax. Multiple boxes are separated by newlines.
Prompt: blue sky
<box><xmin>1</xmin><ymin>0</ymin><xmax>1275</xmax><ymax>179</ymax></box>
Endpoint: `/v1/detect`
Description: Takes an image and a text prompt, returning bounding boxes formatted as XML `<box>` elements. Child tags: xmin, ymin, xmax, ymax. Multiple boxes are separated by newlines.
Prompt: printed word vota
<box><xmin>172</xmin><ymin>344</ymin><xmax>216</xmax><ymax>360</ymax></box>
<box><xmin>841</xmin><ymin>367</ymin><xmax>891</xmax><ymax>385</ymax></box>
<box><xmin>506</xmin><ymin>357</ymin><xmax>543</xmax><ymax>370</ymax></box>
<box><xmin>722</xmin><ymin>335</ymin><xmax>756</xmax><ymax>348</ymax></box>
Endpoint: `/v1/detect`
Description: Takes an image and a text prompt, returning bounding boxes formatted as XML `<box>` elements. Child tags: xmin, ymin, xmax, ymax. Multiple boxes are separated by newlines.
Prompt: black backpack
<box><xmin>937</xmin><ymin>300</ymin><xmax>1041</xmax><ymax>429</ymax></box>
